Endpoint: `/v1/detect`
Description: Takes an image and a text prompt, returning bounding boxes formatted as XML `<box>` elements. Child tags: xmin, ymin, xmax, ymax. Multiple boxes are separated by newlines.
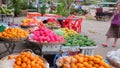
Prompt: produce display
<box><xmin>0</xmin><ymin>7</ymin><xmax>13</xmax><ymax>15</ymax></box>
<box><xmin>0</xmin><ymin>51</ymin><xmax>46</xmax><ymax>68</ymax></box>
<box><xmin>21</xmin><ymin>18</ymin><xmax>37</xmax><ymax>27</ymax></box>
<box><xmin>0</xmin><ymin>28</ymin><xmax>29</xmax><ymax>39</ymax></box>
<box><xmin>64</xmin><ymin>34</ymin><xmax>95</xmax><ymax>47</ymax></box>
<box><xmin>13</xmin><ymin>51</ymin><xmax>45</xmax><ymax>68</ymax></box>
<box><xmin>56</xmin><ymin>53</ymin><xmax>110</xmax><ymax>68</ymax></box>
<box><xmin>59</xmin><ymin>28</ymin><xmax>79</xmax><ymax>37</ymax></box>
<box><xmin>58</xmin><ymin>28</ymin><xmax>95</xmax><ymax>46</ymax></box>
<box><xmin>29</xmin><ymin>27</ymin><xmax>65</xmax><ymax>43</ymax></box>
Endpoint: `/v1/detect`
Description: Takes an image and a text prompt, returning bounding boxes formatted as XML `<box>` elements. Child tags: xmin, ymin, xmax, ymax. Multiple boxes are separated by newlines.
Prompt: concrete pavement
<box><xmin>82</xmin><ymin>18</ymin><xmax>120</xmax><ymax>58</ymax></box>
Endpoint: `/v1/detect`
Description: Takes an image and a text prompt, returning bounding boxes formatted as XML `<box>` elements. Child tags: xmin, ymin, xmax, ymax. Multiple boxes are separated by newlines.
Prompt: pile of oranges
<box><xmin>0</xmin><ymin>28</ymin><xmax>29</xmax><ymax>39</ymax></box>
<box><xmin>9</xmin><ymin>51</ymin><xmax>45</xmax><ymax>68</ymax></box>
<box><xmin>56</xmin><ymin>53</ymin><xmax>110</xmax><ymax>68</ymax></box>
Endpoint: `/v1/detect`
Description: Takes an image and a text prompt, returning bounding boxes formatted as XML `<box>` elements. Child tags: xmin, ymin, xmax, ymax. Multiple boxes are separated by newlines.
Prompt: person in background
<box><xmin>46</xmin><ymin>1</ymin><xmax>51</xmax><ymax>13</ymax></box>
<box><xmin>73</xmin><ymin>1</ymin><xmax>82</xmax><ymax>10</ymax></box>
<box><xmin>95</xmin><ymin>5</ymin><xmax>103</xmax><ymax>17</ymax></box>
<box><xmin>102</xmin><ymin>2</ymin><xmax>120</xmax><ymax>47</ymax></box>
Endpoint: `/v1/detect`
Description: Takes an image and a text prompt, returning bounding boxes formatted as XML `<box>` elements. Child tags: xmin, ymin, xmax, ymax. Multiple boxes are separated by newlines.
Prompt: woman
<box><xmin>102</xmin><ymin>2</ymin><xmax>120</xmax><ymax>47</ymax></box>
<box><xmin>96</xmin><ymin>5</ymin><xmax>103</xmax><ymax>16</ymax></box>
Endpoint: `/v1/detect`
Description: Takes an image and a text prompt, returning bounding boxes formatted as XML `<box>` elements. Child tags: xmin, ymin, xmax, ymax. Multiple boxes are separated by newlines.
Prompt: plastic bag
<box><xmin>53</xmin><ymin>52</ymin><xmax>68</xmax><ymax>68</ymax></box>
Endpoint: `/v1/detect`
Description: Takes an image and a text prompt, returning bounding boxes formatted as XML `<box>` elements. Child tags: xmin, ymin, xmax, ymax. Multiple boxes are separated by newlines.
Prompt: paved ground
<box><xmin>0</xmin><ymin>16</ymin><xmax>118</xmax><ymax>68</ymax></box>
<box><xmin>82</xmin><ymin>18</ymin><xmax>120</xmax><ymax>58</ymax></box>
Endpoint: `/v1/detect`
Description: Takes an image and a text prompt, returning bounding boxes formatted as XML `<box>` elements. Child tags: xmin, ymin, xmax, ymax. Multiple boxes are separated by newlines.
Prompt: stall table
<box><xmin>26</xmin><ymin>41</ymin><xmax>62</xmax><ymax>56</ymax></box>
<box><xmin>0</xmin><ymin>14</ymin><xmax>14</xmax><ymax>24</ymax></box>
<box><xmin>0</xmin><ymin>40</ymin><xmax>25</xmax><ymax>55</ymax></box>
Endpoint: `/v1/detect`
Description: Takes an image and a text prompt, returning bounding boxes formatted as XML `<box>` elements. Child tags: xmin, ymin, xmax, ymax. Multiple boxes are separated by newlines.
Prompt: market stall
<box><xmin>0</xmin><ymin>28</ymin><xmax>29</xmax><ymax>55</ymax></box>
<box><xmin>0</xmin><ymin>12</ymin><xmax>113</xmax><ymax>68</ymax></box>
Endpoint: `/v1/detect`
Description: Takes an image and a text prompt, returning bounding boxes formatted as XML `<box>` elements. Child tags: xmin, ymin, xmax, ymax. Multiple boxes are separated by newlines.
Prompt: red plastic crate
<box><xmin>27</xmin><ymin>12</ymin><xmax>42</xmax><ymax>18</ymax></box>
<box><xmin>62</xmin><ymin>16</ymin><xmax>83</xmax><ymax>33</ymax></box>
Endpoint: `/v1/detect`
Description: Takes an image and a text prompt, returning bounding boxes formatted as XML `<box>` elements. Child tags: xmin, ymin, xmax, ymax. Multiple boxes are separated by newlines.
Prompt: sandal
<box><xmin>102</xmin><ymin>44</ymin><xmax>108</xmax><ymax>47</ymax></box>
<box><xmin>112</xmin><ymin>44</ymin><xmax>116</xmax><ymax>47</ymax></box>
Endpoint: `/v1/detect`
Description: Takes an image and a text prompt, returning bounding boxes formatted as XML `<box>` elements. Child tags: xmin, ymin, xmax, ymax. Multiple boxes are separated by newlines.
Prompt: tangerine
<box><xmin>21</xmin><ymin>63</ymin><xmax>27</xmax><ymax>68</ymax></box>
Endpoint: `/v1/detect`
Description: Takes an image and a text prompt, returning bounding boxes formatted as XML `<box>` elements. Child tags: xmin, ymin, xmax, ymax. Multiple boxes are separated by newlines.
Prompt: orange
<box><xmin>88</xmin><ymin>56</ymin><xmax>94</xmax><ymax>61</ymax></box>
<box><xmin>76</xmin><ymin>63</ymin><xmax>84</xmax><ymax>68</ymax></box>
<box><xmin>84</xmin><ymin>57</ymin><xmax>88</xmax><ymax>62</ymax></box>
<box><xmin>30</xmin><ymin>55</ymin><xmax>35</xmax><ymax>61</ymax></box>
<box><xmin>63</xmin><ymin>64</ymin><xmax>70</xmax><ymax>68</ymax></box>
<box><xmin>25</xmin><ymin>53</ymin><xmax>31</xmax><ymax>58</ymax></box>
<box><xmin>32</xmin><ymin>67</ymin><xmax>36</xmax><ymax>68</ymax></box>
<box><xmin>86</xmin><ymin>64</ymin><xmax>92</xmax><ymax>68</ymax></box>
<box><xmin>77</xmin><ymin>57</ymin><xmax>84</xmax><ymax>63</ymax></box>
<box><xmin>71</xmin><ymin>63</ymin><xmax>77</xmax><ymax>68</ymax></box>
<box><xmin>94</xmin><ymin>55</ymin><xmax>103</xmax><ymax>60</ymax></box>
<box><xmin>27</xmin><ymin>64</ymin><xmax>31</xmax><ymax>68</ymax></box>
<box><xmin>93</xmin><ymin>64</ymin><xmax>99</xmax><ymax>68</ymax></box>
<box><xmin>39</xmin><ymin>62</ymin><xmax>45</xmax><ymax>68</ymax></box>
<box><xmin>82</xmin><ymin>66</ymin><xmax>86</xmax><ymax>68</ymax></box>
<box><xmin>23</xmin><ymin>57</ymin><xmax>28</xmax><ymax>63</ymax></box>
<box><xmin>16</xmin><ymin>57</ymin><xmax>22</xmax><ymax>61</ymax></box>
<box><xmin>93</xmin><ymin>58</ymin><xmax>100</xmax><ymax>63</ymax></box>
<box><xmin>99</xmin><ymin>66</ymin><xmax>105</xmax><ymax>68</ymax></box>
<box><xmin>92</xmin><ymin>67</ymin><xmax>96</xmax><ymax>68</ymax></box>
<box><xmin>99</xmin><ymin>61</ymin><xmax>105</xmax><ymax>66</ymax></box>
<box><xmin>13</xmin><ymin>64</ymin><xmax>17</xmax><ymax>68</ymax></box>
<box><xmin>21</xmin><ymin>63</ymin><xmax>27</xmax><ymax>68</ymax></box>
<box><xmin>63</xmin><ymin>57</ymin><xmax>71</xmax><ymax>63</ymax></box>
<box><xmin>88</xmin><ymin>60</ymin><xmax>94</xmax><ymax>65</ymax></box>
<box><xmin>103</xmin><ymin>62</ymin><xmax>110</xmax><ymax>68</ymax></box>
<box><xmin>8</xmin><ymin>55</ymin><xmax>14</xmax><ymax>59</ymax></box>
<box><xmin>83</xmin><ymin>62</ymin><xmax>88</xmax><ymax>67</ymax></box>
<box><xmin>16</xmin><ymin>61</ymin><xmax>21</xmax><ymax>66</ymax></box>
<box><xmin>70</xmin><ymin>57</ymin><xmax>77</xmax><ymax>63</ymax></box>
<box><xmin>35</xmin><ymin>64</ymin><xmax>40</xmax><ymax>67</ymax></box>
<box><xmin>26</xmin><ymin>59</ymin><xmax>31</xmax><ymax>64</ymax></box>
<box><xmin>31</xmin><ymin>61</ymin><xmax>36</xmax><ymax>67</ymax></box>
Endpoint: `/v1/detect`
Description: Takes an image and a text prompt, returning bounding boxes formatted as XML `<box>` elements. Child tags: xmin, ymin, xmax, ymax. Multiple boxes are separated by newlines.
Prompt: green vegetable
<box><xmin>63</xmin><ymin>34</ymin><xmax>95</xmax><ymax>47</ymax></box>
<box><xmin>53</xmin><ymin>29</ymin><xmax>64</xmax><ymax>36</ymax></box>
<box><xmin>0</xmin><ymin>7</ymin><xmax>13</xmax><ymax>15</ymax></box>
